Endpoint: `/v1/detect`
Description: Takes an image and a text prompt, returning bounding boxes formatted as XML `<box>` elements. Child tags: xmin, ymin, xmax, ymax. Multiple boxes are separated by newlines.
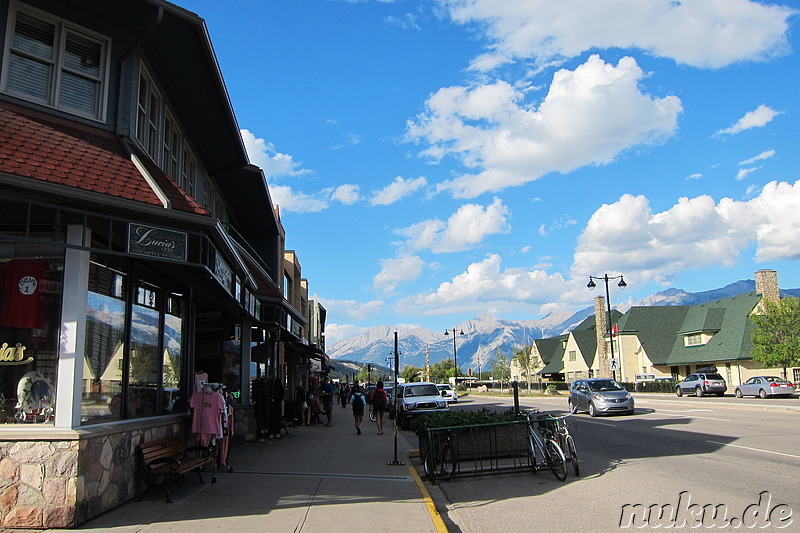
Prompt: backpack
<box><xmin>351</xmin><ymin>392</ymin><xmax>365</xmax><ymax>406</ymax></box>
<box><xmin>371</xmin><ymin>389</ymin><xmax>386</xmax><ymax>410</ymax></box>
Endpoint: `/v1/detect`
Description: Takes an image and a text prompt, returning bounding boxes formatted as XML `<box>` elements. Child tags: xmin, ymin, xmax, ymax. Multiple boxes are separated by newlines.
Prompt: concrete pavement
<box><xmin>50</xmin><ymin>409</ymin><xmax>447</xmax><ymax>533</ymax></box>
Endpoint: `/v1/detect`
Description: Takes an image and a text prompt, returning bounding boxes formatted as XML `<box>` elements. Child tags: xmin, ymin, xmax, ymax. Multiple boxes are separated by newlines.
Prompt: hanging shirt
<box><xmin>189</xmin><ymin>390</ymin><xmax>225</xmax><ymax>437</ymax></box>
<box><xmin>1</xmin><ymin>259</ymin><xmax>48</xmax><ymax>329</ymax></box>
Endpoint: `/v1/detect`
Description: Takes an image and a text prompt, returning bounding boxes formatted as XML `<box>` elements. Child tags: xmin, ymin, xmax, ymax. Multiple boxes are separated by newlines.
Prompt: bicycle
<box><xmin>522</xmin><ymin>410</ymin><xmax>572</xmax><ymax>481</ymax></box>
<box><xmin>423</xmin><ymin>428</ymin><xmax>458</xmax><ymax>481</ymax></box>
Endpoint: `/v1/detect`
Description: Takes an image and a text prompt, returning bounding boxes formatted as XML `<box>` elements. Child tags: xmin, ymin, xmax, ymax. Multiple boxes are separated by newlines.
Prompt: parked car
<box><xmin>436</xmin><ymin>383</ymin><xmax>459</xmax><ymax>402</ymax></box>
<box><xmin>393</xmin><ymin>382</ymin><xmax>449</xmax><ymax>429</ymax></box>
<box><xmin>568</xmin><ymin>378</ymin><xmax>634</xmax><ymax>417</ymax></box>
<box><xmin>675</xmin><ymin>372</ymin><xmax>727</xmax><ymax>397</ymax></box>
<box><xmin>734</xmin><ymin>376</ymin><xmax>796</xmax><ymax>398</ymax></box>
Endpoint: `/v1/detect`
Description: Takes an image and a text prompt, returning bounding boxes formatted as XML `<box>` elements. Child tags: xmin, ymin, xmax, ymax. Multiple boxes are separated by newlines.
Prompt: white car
<box><xmin>436</xmin><ymin>384</ymin><xmax>458</xmax><ymax>403</ymax></box>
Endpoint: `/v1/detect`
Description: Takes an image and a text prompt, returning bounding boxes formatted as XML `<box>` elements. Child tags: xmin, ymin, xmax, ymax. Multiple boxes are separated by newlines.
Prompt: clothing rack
<box><xmin>190</xmin><ymin>382</ymin><xmax>234</xmax><ymax>481</ymax></box>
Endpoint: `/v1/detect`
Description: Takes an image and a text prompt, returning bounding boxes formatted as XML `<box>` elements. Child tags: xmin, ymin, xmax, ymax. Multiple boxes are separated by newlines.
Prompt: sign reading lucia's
<box><xmin>127</xmin><ymin>223</ymin><xmax>187</xmax><ymax>262</ymax></box>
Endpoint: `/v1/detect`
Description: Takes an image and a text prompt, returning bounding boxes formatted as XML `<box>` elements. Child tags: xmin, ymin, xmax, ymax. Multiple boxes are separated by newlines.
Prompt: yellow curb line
<box><xmin>407</xmin><ymin>465</ymin><xmax>449</xmax><ymax>533</ymax></box>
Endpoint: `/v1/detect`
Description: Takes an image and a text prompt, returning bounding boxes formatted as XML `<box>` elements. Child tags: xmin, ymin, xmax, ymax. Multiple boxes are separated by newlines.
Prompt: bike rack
<box><xmin>423</xmin><ymin>420</ymin><xmax>534</xmax><ymax>482</ymax></box>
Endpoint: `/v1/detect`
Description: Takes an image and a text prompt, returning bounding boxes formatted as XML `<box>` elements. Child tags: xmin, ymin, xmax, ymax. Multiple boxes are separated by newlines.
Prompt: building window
<box><xmin>136</xmin><ymin>69</ymin><xmax>161</xmax><ymax>159</ymax></box>
<box><xmin>568</xmin><ymin>350</ymin><xmax>576</xmax><ymax>362</ymax></box>
<box><xmin>81</xmin><ymin>256</ymin><xmax>187</xmax><ymax>425</ymax></box>
<box><xmin>2</xmin><ymin>4</ymin><xmax>109</xmax><ymax>120</ymax></box>
<box><xmin>685</xmin><ymin>333</ymin><xmax>703</xmax><ymax>346</ymax></box>
<box><xmin>793</xmin><ymin>368</ymin><xmax>800</xmax><ymax>383</ymax></box>
<box><xmin>181</xmin><ymin>144</ymin><xmax>197</xmax><ymax>198</ymax></box>
<box><xmin>162</xmin><ymin>111</ymin><xmax>182</xmax><ymax>182</ymax></box>
<box><xmin>0</xmin><ymin>245</ymin><xmax>65</xmax><ymax>425</ymax></box>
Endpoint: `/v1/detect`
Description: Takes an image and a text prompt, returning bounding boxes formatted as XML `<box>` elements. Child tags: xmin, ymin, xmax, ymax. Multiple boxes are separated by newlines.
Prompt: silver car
<box><xmin>735</xmin><ymin>376</ymin><xmax>796</xmax><ymax>398</ymax></box>
<box><xmin>675</xmin><ymin>372</ymin><xmax>727</xmax><ymax>397</ymax></box>
<box><xmin>568</xmin><ymin>378</ymin><xmax>634</xmax><ymax>417</ymax></box>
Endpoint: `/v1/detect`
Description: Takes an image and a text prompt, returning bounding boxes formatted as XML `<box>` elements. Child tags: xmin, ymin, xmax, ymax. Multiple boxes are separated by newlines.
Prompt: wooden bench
<box><xmin>136</xmin><ymin>435</ymin><xmax>214</xmax><ymax>503</ymax></box>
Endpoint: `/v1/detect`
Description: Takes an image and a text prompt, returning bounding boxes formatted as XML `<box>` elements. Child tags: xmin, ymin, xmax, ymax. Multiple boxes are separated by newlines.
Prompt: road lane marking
<box><xmin>576</xmin><ymin>419</ymin><xmax>618</xmax><ymax>427</ymax></box>
<box><xmin>644</xmin><ymin>411</ymin><xmax>730</xmax><ymax>422</ymax></box>
<box><xmin>706</xmin><ymin>440</ymin><xmax>800</xmax><ymax>460</ymax></box>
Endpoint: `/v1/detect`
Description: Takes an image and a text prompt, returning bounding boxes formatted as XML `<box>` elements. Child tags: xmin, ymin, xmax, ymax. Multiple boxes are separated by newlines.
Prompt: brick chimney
<box><xmin>755</xmin><ymin>269</ymin><xmax>780</xmax><ymax>305</ymax></box>
<box><xmin>594</xmin><ymin>296</ymin><xmax>611</xmax><ymax>378</ymax></box>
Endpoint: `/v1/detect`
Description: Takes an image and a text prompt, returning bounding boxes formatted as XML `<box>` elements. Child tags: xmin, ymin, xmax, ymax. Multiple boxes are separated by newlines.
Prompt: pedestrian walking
<box><xmin>369</xmin><ymin>380</ymin><xmax>388</xmax><ymax>435</ymax></box>
<box><xmin>295</xmin><ymin>385</ymin><xmax>310</xmax><ymax>426</ymax></box>
<box><xmin>341</xmin><ymin>382</ymin><xmax>350</xmax><ymax>408</ymax></box>
<box><xmin>320</xmin><ymin>377</ymin><xmax>335</xmax><ymax>427</ymax></box>
<box><xmin>349</xmin><ymin>382</ymin><xmax>366</xmax><ymax>434</ymax></box>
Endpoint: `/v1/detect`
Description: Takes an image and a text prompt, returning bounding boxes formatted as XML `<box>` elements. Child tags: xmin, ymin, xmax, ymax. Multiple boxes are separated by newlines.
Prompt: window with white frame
<box><xmin>685</xmin><ymin>333</ymin><xmax>704</xmax><ymax>346</ymax></box>
<box><xmin>2</xmin><ymin>4</ymin><xmax>110</xmax><ymax>120</ymax></box>
<box><xmin>793</xmin><ymin>368</ymin><xmax>799</xmax><ymax>384</ymax></box>
<box><xmin>568</xmin><ymin>350</ymin><xmax>576</xmax><ymax>362</ymax></box>
<box><xmin>136</xmin><ymin>69</ymin><xmax>161</xmax><ymax>158</ymax></box>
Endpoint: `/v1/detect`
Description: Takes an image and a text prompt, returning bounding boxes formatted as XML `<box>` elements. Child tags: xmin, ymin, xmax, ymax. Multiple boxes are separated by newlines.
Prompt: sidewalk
<box><xmin>53</xmin><ymin>410</ymin><xmax>446</xmax><ymax>532</ymax></box>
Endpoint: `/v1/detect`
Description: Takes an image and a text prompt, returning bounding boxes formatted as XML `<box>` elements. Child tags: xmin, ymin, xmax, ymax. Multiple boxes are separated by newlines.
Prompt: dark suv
<box><xmin>675</xmin><ymin>372</ymin><xmax>727</xmax><ymax>397</ymax></box>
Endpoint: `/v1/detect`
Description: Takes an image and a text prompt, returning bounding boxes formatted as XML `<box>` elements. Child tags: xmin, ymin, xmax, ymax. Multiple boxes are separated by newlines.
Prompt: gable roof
<box><xmin>616</xmin><ymin>306</ymin><xmax>690</xmax><ymax>365</ymax></box>
<box><xmin>537</xmin><ymin>334</ymin><xmax>568</xmax><ymax>374</ymax></box>
<box><xmin>665</xmin><ymin>292</ymin><xmax>761</xmax><ymax>365</ymax></box>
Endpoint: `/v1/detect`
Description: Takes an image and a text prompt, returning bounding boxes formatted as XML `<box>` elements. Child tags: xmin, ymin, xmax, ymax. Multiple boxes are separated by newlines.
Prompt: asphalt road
<box><xmin>414</xmin><ymin>393</ymin><xmax>800</xmax><ymax>533</ymax></box>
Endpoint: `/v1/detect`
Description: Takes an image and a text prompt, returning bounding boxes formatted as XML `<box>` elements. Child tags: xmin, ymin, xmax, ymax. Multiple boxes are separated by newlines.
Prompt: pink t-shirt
<box><xmin>190</xmin><ymin>391</ymin><xmax>225</xmax><ymax>436</ymax></box>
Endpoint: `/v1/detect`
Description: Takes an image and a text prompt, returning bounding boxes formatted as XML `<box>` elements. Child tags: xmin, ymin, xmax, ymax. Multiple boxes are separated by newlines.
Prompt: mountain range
<box><xmin>327</xmin><ymin>279</ymin><xmax>800</xmax><ymax>374</ymax></box>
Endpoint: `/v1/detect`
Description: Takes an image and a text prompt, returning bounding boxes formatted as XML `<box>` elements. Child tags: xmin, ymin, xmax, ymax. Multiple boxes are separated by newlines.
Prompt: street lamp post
<box><xmin>444</xmin><ymin>328</ymin><xmax>464</xmax><ymax>386</ymax></box>
<box><xmin>587</xmin><ymin>274</ymin><xmax>627</xmax><ymax>381</ymax></box>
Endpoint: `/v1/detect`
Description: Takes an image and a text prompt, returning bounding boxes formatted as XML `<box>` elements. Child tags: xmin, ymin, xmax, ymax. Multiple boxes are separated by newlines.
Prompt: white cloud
<box><xmin>332</xmin><ymin>133</ymin><xmax>362</xmax><ymax>150</ymax></box>
<box><xmin>395</xmin><ymin>253</ymin><xmax>567</xmax><ymax>316</ymax></box>
<box><xmin>385</xmin><ymin>13</ymin><xmax>422</xmax><ymax>31</ymax></box>
<box><xmin>241</xmin><ymin>129</ymin><xmax>311</xmax><ymax>178</ymax></box>
<box><xmin>439</xmin><ymin>0</ymin><xmax>795</xmax><ymax>69</ymax></box>
<box><xmin>268</xmin><ymin>184</ymin><xmax>330</xmax><ymax>213</ymax></box>
<box><xmin>325</xmin><ymin>324</ymin><xmax>369</xmax><ymax>346</ymax></box>
<box><xmin>686</xmin><ymin>173</ymin><xmax>703</xmax><ymax>180</ymax></box>
<box><xmin>407</xmin><ymin>55</ymin><xmax>681</xmax><ymax>198</ymax></box>
<box><xmin>330</xmin><ymin>184</ymin><xmax>361</xmax><ymax>205</ymax></box>
<box><xmin>397</xmin><ymin>197</ymin><xmax>510</xmax><ymax>253</ymax></box>
<box><xmin>739</xmin><ymin>150</ymin><xmax>776</xmax><ymax>166</ymax></box>
<box><xmin>571</xmin><ymin>180</ymin><xmax>800</xmax><ymax>285</ymax></box>
<box><xmin>320</xmin><ymin>298</ymin><xmax>385</xmax><ymax>322</ymax></box>
<box><xmin>538</xmin><ymin>216</ymin><xmax>577</xmax><ymax>237</ymax></box>
<box><xmin>736</xmin><ymin>167</ymin><xmax>759</xmax><ymax>181</ymax></box>
<box><xmin>714</xmin><ymin>105</ymin><xmax>783</xmax><ymax>136</ymax></box>
<box><xmin>370</xmin><ymin>176</ymin><xmax>428</xmax><ymax>206</ymax></box>
<box><xmin>373</xmin><ymin>255</ymin><xmax>427</xmax><ymax>292</ymax></box>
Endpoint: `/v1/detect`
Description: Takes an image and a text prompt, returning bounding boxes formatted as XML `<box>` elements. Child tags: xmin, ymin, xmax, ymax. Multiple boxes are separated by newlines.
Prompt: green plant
<box><xmin>545</xmin><ymin>384</ymin><xmax>560</xmax><ymax>395</ymax></box>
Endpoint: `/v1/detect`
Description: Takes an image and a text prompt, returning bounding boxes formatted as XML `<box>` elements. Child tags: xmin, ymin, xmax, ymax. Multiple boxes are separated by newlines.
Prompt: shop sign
<box><xmin>0</xmin><ymin>342</ymin><xmax>34</xmax><ymax>365</ymax></box>
<box><xmin>128</xmin><ymin>224</ymin><xmax>187</xmax><ymax>262</ymax></box>
<box><xmin>207</xmin><ymin>245</ymin><xmax>233</xmax><ymax>295</ymax></box>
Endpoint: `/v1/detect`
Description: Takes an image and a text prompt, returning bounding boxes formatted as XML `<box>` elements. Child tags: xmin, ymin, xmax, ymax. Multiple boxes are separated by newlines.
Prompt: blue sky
<box><xmin>179</xmin><ymin>0</ymin><xmax>800</xmax><ymax>345</ymax></box>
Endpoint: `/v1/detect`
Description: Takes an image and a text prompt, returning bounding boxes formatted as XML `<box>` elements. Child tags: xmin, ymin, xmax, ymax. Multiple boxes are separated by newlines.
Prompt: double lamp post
<box><xmin>444</xmin><ymin>328</ymin><xmax>463</xmax><ymax>384</ymax></box>
<box><xmin>587</xmin><ymin>273</ymin><xmax>626</xmax><ymax>381</ymax></box>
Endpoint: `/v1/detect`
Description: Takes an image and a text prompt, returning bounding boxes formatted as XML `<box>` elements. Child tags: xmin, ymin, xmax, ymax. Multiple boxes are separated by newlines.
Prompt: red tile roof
<box><xmin>0</xmin><ymin>101</ymin><xmax>207</xmax><ymax>216</ymax></box>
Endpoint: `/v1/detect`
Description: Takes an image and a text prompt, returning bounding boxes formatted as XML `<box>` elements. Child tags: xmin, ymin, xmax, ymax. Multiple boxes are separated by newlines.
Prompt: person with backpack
<box><xmin>369</xmin><ymin>380</ymin><xmax>388</xmax><ymax>435</ymax></box>
<box><xmin>349</xmin><ymin>382</ymin><xmax>366</xmax><ymax>434</ymax></box>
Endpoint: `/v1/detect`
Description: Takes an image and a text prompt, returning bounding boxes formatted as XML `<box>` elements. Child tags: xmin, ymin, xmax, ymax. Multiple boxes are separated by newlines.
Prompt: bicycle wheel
<box><xmin>440</xmin><ymin>443</ymin><xmax>457</xmax><ymax>480</ymax></box>
<box><xmin>526</xmin><ymin>427</ymin><xmax>538</xmax><ymax>473</ymax></box>
<box><xmin>423</xmin><ymin>449</ymin><xmax>438</xmax><ymax>481</ymax></box>
<box><xmin>545</xmin><ymin>439</ymin><xmax>567</xmax><ymax>481</ymax></box>
<box><xmin>566</xmin><ymin>434</ymin><xmax>579</xmax><ymax>476</ymax></box>
<box><xmin>369</xmin><ymin>408</ymin><xmax>376</xmax><ymax>422</ymax></box>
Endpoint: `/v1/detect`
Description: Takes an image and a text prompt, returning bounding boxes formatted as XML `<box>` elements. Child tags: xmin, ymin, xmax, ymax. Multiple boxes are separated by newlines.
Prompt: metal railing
<box><xmin>422</xmin><ymin>420</ymin><xmax>533</xmax><ymax>482</ymax></box>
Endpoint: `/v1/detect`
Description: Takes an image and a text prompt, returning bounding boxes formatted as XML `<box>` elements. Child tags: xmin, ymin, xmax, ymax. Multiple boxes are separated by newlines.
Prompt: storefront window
<box><xmin>127</xmin><ymin>280</ymin><xmax>159</xmax><ymax>418</ymax></box>
<box><xmin>0</xmin><ymin>245</ymin><xmax>64</xmax><ymax>425</ymax></box>
<box><xmin>162</xmin><ymin>291</ymin><xmax>184</xmax><ymax>412</ymax></box>
<box><xmin>81</xmin><ymin>257</ymin><xmax>187</xmax><ymax>425</ymax></box>
<box><xmin>82</xmin><ymin>260</ymin><xmax>127</xmax><ymax>424</ymax></box>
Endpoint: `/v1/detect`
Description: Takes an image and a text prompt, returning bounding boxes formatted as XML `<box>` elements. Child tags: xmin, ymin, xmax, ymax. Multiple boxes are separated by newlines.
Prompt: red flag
<box><xmin>612</xmin><ymin>324</ymin><xmax>619</xmax><ymax>338</ymax></box>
